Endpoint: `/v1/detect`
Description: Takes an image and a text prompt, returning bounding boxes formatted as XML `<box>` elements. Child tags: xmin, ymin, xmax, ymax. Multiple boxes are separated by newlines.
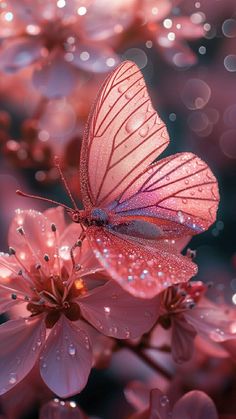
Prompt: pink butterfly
<box><xmin>18</xmin><ymin>61</ymin><xmax>219</xmax><ymax>298</ymax></box>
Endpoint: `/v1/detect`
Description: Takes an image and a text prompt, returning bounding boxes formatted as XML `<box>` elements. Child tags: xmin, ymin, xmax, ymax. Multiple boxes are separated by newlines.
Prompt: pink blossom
<box><xmin>125</xmin><ymin>381</ymin><xmax>218</xmax><ymax>419</ymax></box>
<box><xmin>150</xmin><ymin>281</ymin><xmax>236</xmax><ymax>363</ymax></box>
<box><xmin>0</xmin><ymin>207</ymin><xmax>161</xmax><ymax>397</ymax></box>
<box><xmin>136</xmin><ymin>0</ymin><xmax>205</xmax><ymax>67</ymax></box>
<box><xmin>0</xmin><ymin>0</ymin><xmax>119</xmax><ymax>97</ymax></box>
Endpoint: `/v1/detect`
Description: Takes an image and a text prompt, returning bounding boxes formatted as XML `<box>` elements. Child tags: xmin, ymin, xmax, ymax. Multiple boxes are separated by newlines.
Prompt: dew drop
<box><xmin>125</xmin><ymin>113</ymin><xmax>146</xmax><ymax>134</ymax></box>
<box><xmin>118</xmin><ymin>84</ymin><xmax>126</xmax><ymax>93</ymax></box>
<box><xmin>125</xmin><ymin>90</ymin><xmax>134</xmax><ymax>99</ymax></box>
<box><xmin>210</xmin><ymin>328</ymin><xmax>225</xmax><ymax>342</ymax></box>
<box><xmin>160</xmin><ymin>395</ymin><xmax>169</xmax><ymax>407</ymax></box>
<box><xmin>144</xmin><ymin>310</ymin><xmax>152</xmax><ymax>318</ymax></box>
<box><xmin>124</xmin><ymin>328</ymin><xmax>131</xmax><ymax>338</ymax></box>
<box><xmin>109</xmin><ymin>326</ymin><xmax>118</xmax><ymax>334</ymax></box>
<box><xmin>9</xmin><ymin>373</ymin><xmax>17</xmax><ymax>385</ymax></box>
<box><xmin>139</xmin><ymin>125</ymin><xmax>149</xmax><ymax>137</ymax></box>
<box><xmin>104</xmin><ymin>306</ymin><xmax>111</xmax><ymax>313</ymax></box>
<box><xmin>177</xmin><ymin>210</ymin><xmax>185</xmax><ymax>224</ymax></box>
<box><xmin>68</xmin><ymin>344</ymin><xmax>76</xmax><ymax>356</ymax></box>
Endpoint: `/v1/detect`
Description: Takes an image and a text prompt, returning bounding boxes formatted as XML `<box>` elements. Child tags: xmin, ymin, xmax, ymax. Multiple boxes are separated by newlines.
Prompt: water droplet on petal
<box><xmin>125</xmin><ymin>113</ymin><xmax>146</xmax><ymax>133</ymax></box>
<box><xmin>118</xmin><ymin>84</ymin><xmax>126</xmax><ymax>93</ymax></box>
<box><xmin>9</xmin><ymin>373</ymin><xmax>17</xmax><ymax>385</ymax></box>
<box><xmin>109</xmin><ymin>326</ymin><xmax>118</xmax><ymax>334</ymax></box>
<box><xmin>139</xmin><ymin>125</ymin><xmax>149</xmax><ymax>137</ymax></box>
<box><xmin>125</xmin><ymin>90</ymin><xmax>134</xmax><ymax>99</ymax></box>
<box><xmin>177</xmin><ymin>210</ymin><xmax>185</xmax><ymax>224</ymax></box>
<box><xmin>68</xmin><ymin>344</ymin><xmax>76</xmax><ymax>356</ymax></box>
<box><xmin>104</xmin><ymin>306</ymin><xmax>111</xmax><ymax>313</ymax></box>
<box><xmin>210</xmin><ymin>328</ymin><xmax>225</xmax><ymax>342</ymax></box>
<box><xmin>160</xmin><ymin>395</ymin><xmax>169</xmax><ymax>407</ymax></box>
<box><xmin>144</xmin><ymin>310</ymin><xmax>153</xmax><ymax>318</ymax></box>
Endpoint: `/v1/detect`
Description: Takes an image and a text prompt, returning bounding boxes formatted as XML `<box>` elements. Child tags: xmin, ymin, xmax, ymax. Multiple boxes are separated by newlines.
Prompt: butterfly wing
<box><xmin>80</xmin><ymin>60</ymin><xmax>169</xmax><ymax>208</ymax></box>
<box><xmin>111</xmin><ymin>152</ymin><xmax>219</xmax><ymax>236</ymax></box>
<box><xmin>86</xmin><ymin>226</ymin><xmax>197</xmax><ymax>298</ymax></box>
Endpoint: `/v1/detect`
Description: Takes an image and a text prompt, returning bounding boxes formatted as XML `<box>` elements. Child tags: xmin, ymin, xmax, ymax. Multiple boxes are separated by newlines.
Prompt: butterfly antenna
<box><xmin>54</xmin><ymin>156</ymin><xmax>79</xmax><ymax>211</ymax></box>
<box><xmin>16</xmin><ymin>190</ymin><xmax>73</xmax><ymax>212</ymax></box>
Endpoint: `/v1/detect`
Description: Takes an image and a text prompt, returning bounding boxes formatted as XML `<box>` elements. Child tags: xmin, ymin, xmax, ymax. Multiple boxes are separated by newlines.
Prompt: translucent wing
<box><xmin>80</xmin><ymin>60</ymin><xmax>169</xmax><ymax>208</ymax></box>
<box><xmin>86</xmin><ymin>226</ymin><xmax>197</xmax><ymax>298</ymax></box>
<box><xmin>111</xmin><ymin>153</ymin><xmax>219</xmax><ymax>236</ymax></box>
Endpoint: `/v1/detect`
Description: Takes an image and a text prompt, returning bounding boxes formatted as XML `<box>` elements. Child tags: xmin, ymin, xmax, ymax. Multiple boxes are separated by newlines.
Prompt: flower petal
<box><xmin>8</xmin><ymin>209</ymin><xmax>58</xmax><ymax>269</ymax></box>
<box><xmin>59</xmin><ymin>223</ymin><xmax>102</xmax><ymax>276</ymax></box>
<box><xmin>80</xmin><ymin>280</ymin><xmax>160</xmax><ymax>339</ymax></box>
<box><xmin>170</xmin><ymin>17</ymin><xmax>205</xmax><ymax>40</ymax></box>
<box><xmin>81</xmin><ymin>0</ymin><xmax>135</xmax><ymax>40</ymax></box>
<box><xmin>185</xmin><ymin>298</ymin><xmax>236</xmax><ymax>343</ymax></box>
<box><xmin>39</xmin><ymin>399</ymin><xmax>87</xmax><ymax>419</ymax></box>
<box><xmin>138</xmin><ymin>0</ymin><xmax>172</xmax><ymax>23</ymax></box>
<box><xmin>32</xmin><ymin>54</ymin><xmax>78</xmax><ymax>98</ymax></box>
<box><xmin>172</xmin><ymin>391</ymin><xmax>218</xmax><ymax>419</ymax></box>
<box><xmin>40</xmin><ymin>317</ymin><xmax>92</xmax><ymax>397</ymax></box>
<box><xmin>0</xmin><ymin>253</ymin><xmax>32</xmax><ymax>313</ymax></box>
<box><xmin>158</xmin><ymin>40</ymin><xmax>198</xmax><ymax>68</ymax></box>
<box><xmin>71</xmin><ymin>42</ymin><xmax>119</xmax><ymax>73</ymax></box>
<box><xmin>43</xmin><ymin>207</ymin><xmax>66</xmax><ymax>236</ymax></box>
<box><xmin>124</xmin><ymin>381</ymin><xmax>150</xmax><ymax>411</ymax></box>
<box><xmin>0</xmin><ymin>38</ymin><xmax>43</xmax><ymax>73</ymax></box>
<box><xmin>149</xmin><ymin>388</ymin><xmax>171</xmax><ymax>419</ymax></box>
<box><xmin>0</xmin><ymin>317</ymin><xmax>46</xmax><ymax>394</ymax></box>
<box><xmin>171</xmin><ymin>315</ymin><xmax>196</xmax><ymax>363</ymax></box>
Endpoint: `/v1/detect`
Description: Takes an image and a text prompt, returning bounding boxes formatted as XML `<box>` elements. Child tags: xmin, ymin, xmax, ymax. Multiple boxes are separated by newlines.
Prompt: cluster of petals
<box><xmin>125</xmin><ymin>381</ymin><xmax>218</xmax><ymax>419</ymax></box>
<box><xmin>0</xmin><ymin>206</ymin><xmax>161</xmax><ymax>397</ymax></box>
<box><xmin>151</xmin><ymin>281</ymin><xmax>236</xmax><ymax>363</ymax></box>
<box><xmin>0</xmin><ymin>0</ymin><xmax>120</xmax><ymax>98</ymax></box>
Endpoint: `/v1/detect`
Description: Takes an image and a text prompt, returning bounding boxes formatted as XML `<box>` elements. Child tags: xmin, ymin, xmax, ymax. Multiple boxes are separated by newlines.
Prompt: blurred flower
<box><xmin>150</xmin><ymin>281</ymin><xmax>236</xmax><ymax>363</ymax></box>
<box><xmin>0</xmin><ymin>0</ymin><xmax>119</xmax><ymax>98</ymax></box>
<box><xmin>0</xmin><ymin>207</ymin><xmax>160</xmax><ymax>397</ymax></box>
<box><xmin>136</xmin><ymin>0</ymin><xmax>205</xmax><ymax>67</ymax></box>
<box><xmin>125</xmin><ymin>381</ymin><xmax>218</xmax><ymax>419</ymax></box>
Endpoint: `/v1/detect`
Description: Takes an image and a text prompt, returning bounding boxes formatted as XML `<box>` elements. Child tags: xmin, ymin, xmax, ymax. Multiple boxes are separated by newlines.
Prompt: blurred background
<box><xmin>0</xmin><ymin>0</ymin><xmax>236</xmax><ymax>418</ymax></box>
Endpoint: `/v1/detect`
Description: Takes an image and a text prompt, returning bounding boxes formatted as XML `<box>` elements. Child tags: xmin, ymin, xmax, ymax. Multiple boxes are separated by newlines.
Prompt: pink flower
<box><xmin>0</xmin><ymin>0</ymin><xmax>119</xmax><ymax>97</ymax></box>
<box><xmin>137</xmin><ymin>0</ymin><xmax>205</xmax><ymax>67</ymax></box>
<box><xmin>150</xmin><ymin>281</ymin><xmax>236</xmax><ymax>363</ymax></box>
<box><xmin>39</xmin><ymin>398</ymin><xmax>87</xmax><ymax>419</ymax></box>
<box><xmin>125</xmin><ymin>381</ymin><xmax>218</xmax><ymax>419</ymax></box>
<box><xmin>0</xmin><ymin>207</ymin><xmax>161</xmax><ymax>397</ymax></box>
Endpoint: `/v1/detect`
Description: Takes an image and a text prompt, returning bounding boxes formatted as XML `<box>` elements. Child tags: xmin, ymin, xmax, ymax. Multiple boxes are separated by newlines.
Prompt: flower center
<box><xmin>26</xmin><ymin>271</ymin><xmax>87</xmax><ymax>328</ymax></box>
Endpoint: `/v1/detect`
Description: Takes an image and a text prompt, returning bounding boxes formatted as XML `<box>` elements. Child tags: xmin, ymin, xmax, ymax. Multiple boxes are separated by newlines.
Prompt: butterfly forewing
<box><xmin>86</xmin><ymin>226</ymin><xmax>197</xmax><ymax>298</ymax></box>
<box><xmin>80</xmin><ymin>61</ymin><xmax>169</xmax><ymax>208</ymax></box>
<box><xmin>111</xmin><ymin>152</ymin><xmax>219</xmax><ymax>235</ymax></box>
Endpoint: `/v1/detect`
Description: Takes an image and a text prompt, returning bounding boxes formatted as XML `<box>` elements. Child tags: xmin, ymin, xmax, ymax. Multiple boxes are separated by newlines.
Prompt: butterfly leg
<box><xmin>70</xmin><ymin>230</ymin><xmax>86</xmax><ymax>271</ymax></box>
